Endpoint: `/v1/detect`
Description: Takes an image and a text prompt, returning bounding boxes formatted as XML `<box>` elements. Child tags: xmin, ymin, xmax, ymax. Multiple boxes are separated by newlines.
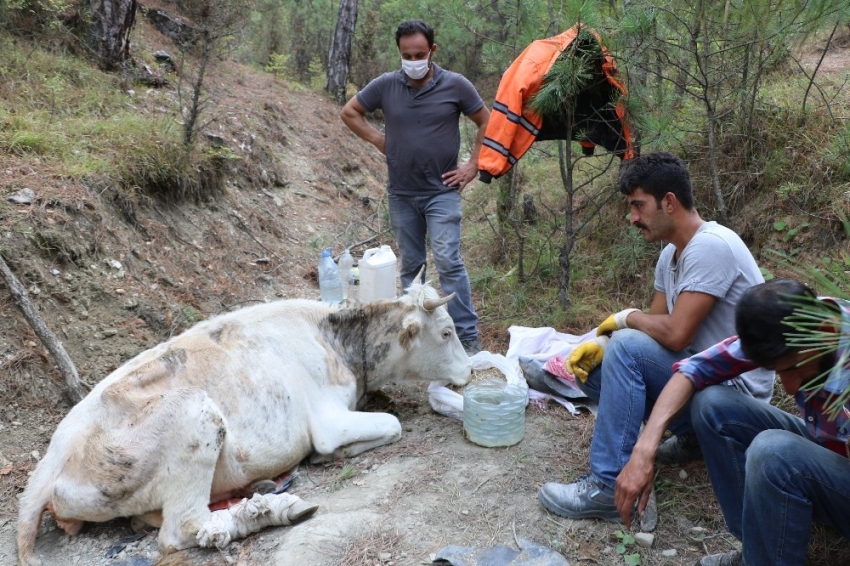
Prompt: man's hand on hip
<box><xmin>442</xmin><ymin>162</ymin><xmax>477</xmax><ymax>191</ymax></box>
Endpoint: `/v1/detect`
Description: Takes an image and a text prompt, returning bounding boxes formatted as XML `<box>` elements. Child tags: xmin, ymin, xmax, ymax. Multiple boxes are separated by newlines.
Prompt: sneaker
<box><xmin>656</xmin><ymin>433</ymin><xmax>703</xmax><ymax>466</ymax></box>
<box><xmin>694</xmin><ymin>550</ymin><xmax>742</xmax><ymax>566</ymax></box>
<box><xmin>461</xmin><ymin>338</ymin><xmax>482</xmax><ymax>356</ymax></box>
<box><xmin>538</xmin><ymin>473</ymin><xmax>621</xmax><ymax>521</ymax></box>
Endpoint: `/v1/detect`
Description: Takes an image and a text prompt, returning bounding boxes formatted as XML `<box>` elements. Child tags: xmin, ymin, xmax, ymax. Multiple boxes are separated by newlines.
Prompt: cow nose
<box><xmin>461</xmin><ymin>360</ymin><xmax>473</xmax><ymax>384</ymax></box>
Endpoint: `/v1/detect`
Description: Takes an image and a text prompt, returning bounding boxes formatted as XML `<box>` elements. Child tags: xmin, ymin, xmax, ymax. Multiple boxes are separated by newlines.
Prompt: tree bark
<box><xmin>89</xmin><ymin>0</ymin><xmax>137</xmax><ymax>70</ymax></box>
<box><xmin>325</xmin><ymin>0</ymin><xmax>359</xmax><ymax>104</ymax></box>
<box><xmin>0</xmin><ymin>253</ymin><xmax>86</xmax><ymax>404</ymax></box>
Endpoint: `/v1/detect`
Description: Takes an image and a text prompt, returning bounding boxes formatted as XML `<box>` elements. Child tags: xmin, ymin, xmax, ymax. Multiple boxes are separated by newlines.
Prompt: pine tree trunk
<box><xmin>89</xmin><ymin>0</ymin><xmax>137</xmax><ymax>70</ymax></box>
<box><xmin>325</xmin><ymin>0</ymin><xmax>359</xmax><ymax>104</ymax></box>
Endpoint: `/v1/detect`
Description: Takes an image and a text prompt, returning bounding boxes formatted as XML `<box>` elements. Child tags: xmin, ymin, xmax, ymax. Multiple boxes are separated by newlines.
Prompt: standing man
<box><xmin>615</xmin><ymin>279</ymin><xmax>850</xmax><ymax>566</ymax></box>
<box><xmin>340</xmin><ymin>19</ymin><xmax>489</xmax><ymax>355</ymax></box>
<box><xmin>538</xmin><ymin>152</ymin><xmax>773</xmax><ymax>521</ymax></box>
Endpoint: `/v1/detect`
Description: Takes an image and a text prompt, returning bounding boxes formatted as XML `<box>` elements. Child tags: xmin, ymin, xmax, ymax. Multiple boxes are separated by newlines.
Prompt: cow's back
<box><xmin>103</xmin><ymin>300</ymin><xmax>353</xmax><ymax>483</ymax></box>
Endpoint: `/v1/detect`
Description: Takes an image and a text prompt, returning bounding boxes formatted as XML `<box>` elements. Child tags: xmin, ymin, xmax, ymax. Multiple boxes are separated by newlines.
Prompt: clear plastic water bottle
<box><xmin>338</xmin><ymin>248</ymin><xmax>354</xmax><ymax>300</ymax></box>
<box><xmin>318</xmin><ymin>248</ymin><xmax>343</xmax><ymax>303</ymax></box>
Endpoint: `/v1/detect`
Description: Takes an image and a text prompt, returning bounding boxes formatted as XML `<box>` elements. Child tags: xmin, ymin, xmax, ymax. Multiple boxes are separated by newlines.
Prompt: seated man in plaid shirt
<box><xmin>614</xmin><ymin>278</ymin><xmax>850</xmax><ymax>566</ymax></box>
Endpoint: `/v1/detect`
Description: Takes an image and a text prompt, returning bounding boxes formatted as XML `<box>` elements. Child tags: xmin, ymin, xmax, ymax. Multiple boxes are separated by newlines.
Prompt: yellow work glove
<box><xmin>564</xmin><ymin>336</ymin><xmax>609</xmax><ymax>382</ymax></box>
<box><xmin>596</xmin><ymin>308</ymin><xmax>641</xmax><ymax>337</ymax></box>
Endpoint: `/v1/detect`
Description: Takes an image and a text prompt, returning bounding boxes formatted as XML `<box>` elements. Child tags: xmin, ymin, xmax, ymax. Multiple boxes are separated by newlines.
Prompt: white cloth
<box><xmin>505</xmin><ymin>325</ymin><xmax>596</xmax><ymax>362</ymax></box>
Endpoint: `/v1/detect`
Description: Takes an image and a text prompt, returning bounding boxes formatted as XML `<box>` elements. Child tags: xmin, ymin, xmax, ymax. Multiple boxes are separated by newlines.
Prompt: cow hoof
<box><xmin>248</xmin><ymin>479</ymin><xmax>277</xmax><ymax>495</ymax></box>
<box><xmin>287</xmin><ymin>500</ymin><xmax>318</xmax><ymax>524</ymax></box>
<box><xmin>197</xmin><ymin>524</ymin><xmax>232</xmax><ymax>548</ymax></box>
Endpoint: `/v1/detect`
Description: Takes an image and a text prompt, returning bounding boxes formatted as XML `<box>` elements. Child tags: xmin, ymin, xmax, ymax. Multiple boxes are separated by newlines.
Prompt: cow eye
<box><xmin>442</xmin><ymin>329</ymin><xmax>452</xmax><ymax>340</ymax></box>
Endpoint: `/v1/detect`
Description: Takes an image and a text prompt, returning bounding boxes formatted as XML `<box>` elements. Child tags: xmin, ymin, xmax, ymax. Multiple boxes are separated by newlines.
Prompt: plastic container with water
<box><xmin>338</xmin><ymin>248</ymin><xmax>354</xmax><ymax>300</ymax></box>
<box><xmin>318</xmin><ymin>248</ymin><xmax>343</xmax><ymax>303</ymax></box>
<box><xmin>463</xmin><ymin>378</ymin><xmax>526</xmax><ymax>447</ymax></box>
<box><xmin>359</xmin><ymin>245</ymin><xmax>397</xmax><ymax>303</ymax></box>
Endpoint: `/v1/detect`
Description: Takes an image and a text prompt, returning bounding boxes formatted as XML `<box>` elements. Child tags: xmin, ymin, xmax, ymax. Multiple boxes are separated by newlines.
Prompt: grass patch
<box><xmin>328</xmin><ymin>464</ymin><xmax>357</xmax><ymax>492</ymax></box>
<box><xmin>0</xmin><ymin>31</ymin><xmax>219</xmax><ymax>203</ymax></box>
<box><xmin>332</xmin><ymin>528</ymin><xmax>404</xmax><ymax>566</ymax></box>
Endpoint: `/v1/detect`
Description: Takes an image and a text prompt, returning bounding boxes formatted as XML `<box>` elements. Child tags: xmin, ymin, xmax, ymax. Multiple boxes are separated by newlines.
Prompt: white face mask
<box><xmin>401</xmin><ymin>56</ymin><xmax>430</xmax><ymax>80</ymax></box>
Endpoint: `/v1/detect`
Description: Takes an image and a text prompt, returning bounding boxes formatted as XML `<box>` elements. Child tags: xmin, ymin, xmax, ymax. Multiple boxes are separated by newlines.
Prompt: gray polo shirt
<box><xmin>356</xmin><ymin>64</ymin><xmax>485</xmax><ymax>195</ymax></box>
<box><xmin>654</xmin><ymin>221</ymin><xmax>774</xmax><ymax>400</ymax></box>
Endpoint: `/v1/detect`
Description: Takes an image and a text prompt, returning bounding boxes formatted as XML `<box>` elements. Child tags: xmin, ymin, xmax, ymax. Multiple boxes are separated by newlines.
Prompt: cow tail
<box><xmin>16</xmin><ymin>458</ymin><xmax>54</xmax><ymax>566</ymax></box>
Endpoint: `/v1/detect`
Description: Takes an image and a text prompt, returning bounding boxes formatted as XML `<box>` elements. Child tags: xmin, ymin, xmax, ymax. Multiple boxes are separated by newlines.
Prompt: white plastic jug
<box><xmin>359</xmin><ymin>245</ymin><xmax>398</xmax><ymax>303</ymax></box>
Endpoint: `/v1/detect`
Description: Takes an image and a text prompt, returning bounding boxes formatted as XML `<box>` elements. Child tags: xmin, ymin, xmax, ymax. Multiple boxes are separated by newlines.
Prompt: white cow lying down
<box><xmin>17</xmin><ymin>281</ymin><xmax>472</xmax><ymax>566</ymax></box>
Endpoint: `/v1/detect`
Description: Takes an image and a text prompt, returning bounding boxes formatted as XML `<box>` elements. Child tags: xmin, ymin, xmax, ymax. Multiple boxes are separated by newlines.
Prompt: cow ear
<box><xmin>399</xmin><ymin>317</ymin><xmax>421</xmax><ymax>350</ymax></box>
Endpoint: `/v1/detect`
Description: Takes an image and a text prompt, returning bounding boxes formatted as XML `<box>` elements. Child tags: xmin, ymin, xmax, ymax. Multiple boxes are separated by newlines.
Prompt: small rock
<box><xmin>204</xmin><ymin>132</ymin><xmax>227</xmax><ymax>147</ymax></box>
<box><xmin>127</xmin><ymin>89</ymin><xmax>135</xmax><ymax>97</ymax></box>
<box><xmin>634</xmin><ymin>532</ymin><xmax>654</xmax><ymax>548</ymax></box>
<box><xmin>661</xmin><ymin>549</ymin><xmax>678</xmax><ymax>557</ymax></box>
<box><xmin>461</xmin><ymin>509</ymin><xmax>469</xmax><ymax>515</ymax></box>
<box><xmin>50</xmin><ymin>269</ymin><xmax>60</xmax><ymax>276</ymax></box>
<box><xmin>379</xmin><ymin>552</ymin><xmax>391</xmax><ymax>561</ymax></box>
<box><xmin>679</xmin><ymin>469</ymin><xmax>688</xmax><ymax>480</ymax></box>
<box><xmin>691</xmin><ymin>526</ymin><xmax>707</xmax><ymax>535</ymax></box>
<box><xmin>8</xmin><ymin>188</ymin><xmax>36</xmax><ymax>204</ymax></box>
<box><xmin>31</xmin><ymin>450</ymin><xmax>41</xmax><ymax>461</ymax></box>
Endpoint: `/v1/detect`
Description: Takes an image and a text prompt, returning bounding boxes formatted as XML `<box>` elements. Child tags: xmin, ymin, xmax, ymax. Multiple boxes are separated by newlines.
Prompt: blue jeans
<box><xmin>583</xmin><ymin>329</ymin><xmax>696</xmax><ymax>488</ymax></box>
<box><xmin>388</xmin><ymin>191</ymin><xmax>478</xmax><ymax>341</ymax></box>
<box><xmin>692</xmin><ymin>386</ymin><xmax>850</xmax><ymax>566</ymax></box>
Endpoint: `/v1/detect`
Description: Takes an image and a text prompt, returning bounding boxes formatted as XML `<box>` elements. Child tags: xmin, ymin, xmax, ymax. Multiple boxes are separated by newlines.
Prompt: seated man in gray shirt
<box><xmin>538</xmin><ymin>152</ymin><xmax>774</xmax><ymax>523</ymax></box>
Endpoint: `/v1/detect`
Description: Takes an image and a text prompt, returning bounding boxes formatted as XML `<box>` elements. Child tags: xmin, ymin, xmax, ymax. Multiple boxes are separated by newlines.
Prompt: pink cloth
<box><xmin>544</xmin><ymin>355</ymin><xmax>578</xmax><ymax>384</ymax></box>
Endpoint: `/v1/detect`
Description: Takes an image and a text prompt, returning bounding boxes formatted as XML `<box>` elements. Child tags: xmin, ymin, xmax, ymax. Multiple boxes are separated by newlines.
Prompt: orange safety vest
<box><xmin>479</xmin><ymin>24</ymin><xmax>635</xmax><ymax>183</ymax></box>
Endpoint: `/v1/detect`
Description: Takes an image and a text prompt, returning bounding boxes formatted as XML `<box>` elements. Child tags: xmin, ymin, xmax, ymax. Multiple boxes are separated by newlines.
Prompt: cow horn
<box><xmin>423</xmin><ymin>292</ymin><xmax>455</xmax><ymax>311</ymax></box>
<box><xmin>414</xmin><ymin>265</ymin><xmax>426</xmax><ymax>285</ymax></box>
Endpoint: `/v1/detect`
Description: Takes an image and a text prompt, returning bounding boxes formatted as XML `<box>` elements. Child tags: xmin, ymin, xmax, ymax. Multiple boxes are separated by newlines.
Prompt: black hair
<box><xmin>617</xmin><ymin>152</ymin><xmax>694</xmax><ymax>209</ymax></box>
<box><xmin>735</xmin><ymin>279</ymin><xmax>818</xmax><ymax>366</ymax></box>
<box><xmin>395</xmin><ymin>20</ymin><xmax>435</xmax><ymax>48</ymax></box>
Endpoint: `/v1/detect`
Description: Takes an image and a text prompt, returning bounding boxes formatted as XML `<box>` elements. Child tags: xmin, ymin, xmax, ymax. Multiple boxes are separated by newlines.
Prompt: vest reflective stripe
<box><xmin>479</xmin><ymin>24</ymin><xmax>634</xmax><ymax>181</ymax></box>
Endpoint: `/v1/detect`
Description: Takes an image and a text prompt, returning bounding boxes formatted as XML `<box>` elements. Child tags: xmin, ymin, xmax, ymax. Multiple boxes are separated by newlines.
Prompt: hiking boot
<box><xmin>656</xmin><ymin>433</ymin><xmax>703</xmax><ymax>466</ymax></box>
<box><xmin>538</xmin><ymin>474</ymin><xmax>621</xmax><ymax>521</ymax></box>
<box><xmin>461</xmin><ymin>338</ymin><xmax>482</xmax><ymax>356</ymax></box>
<box><xmin>694</xmin><ymin>550</ymin><xmax>742</xmax><ymax>566</ymax></box>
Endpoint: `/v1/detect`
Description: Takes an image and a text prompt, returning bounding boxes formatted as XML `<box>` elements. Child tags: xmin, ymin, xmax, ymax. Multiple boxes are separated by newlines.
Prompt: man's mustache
<box><xmin>634</xmin><ymin>222</ymin><xmax>648</xmax><ymax>231</ymax></box>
